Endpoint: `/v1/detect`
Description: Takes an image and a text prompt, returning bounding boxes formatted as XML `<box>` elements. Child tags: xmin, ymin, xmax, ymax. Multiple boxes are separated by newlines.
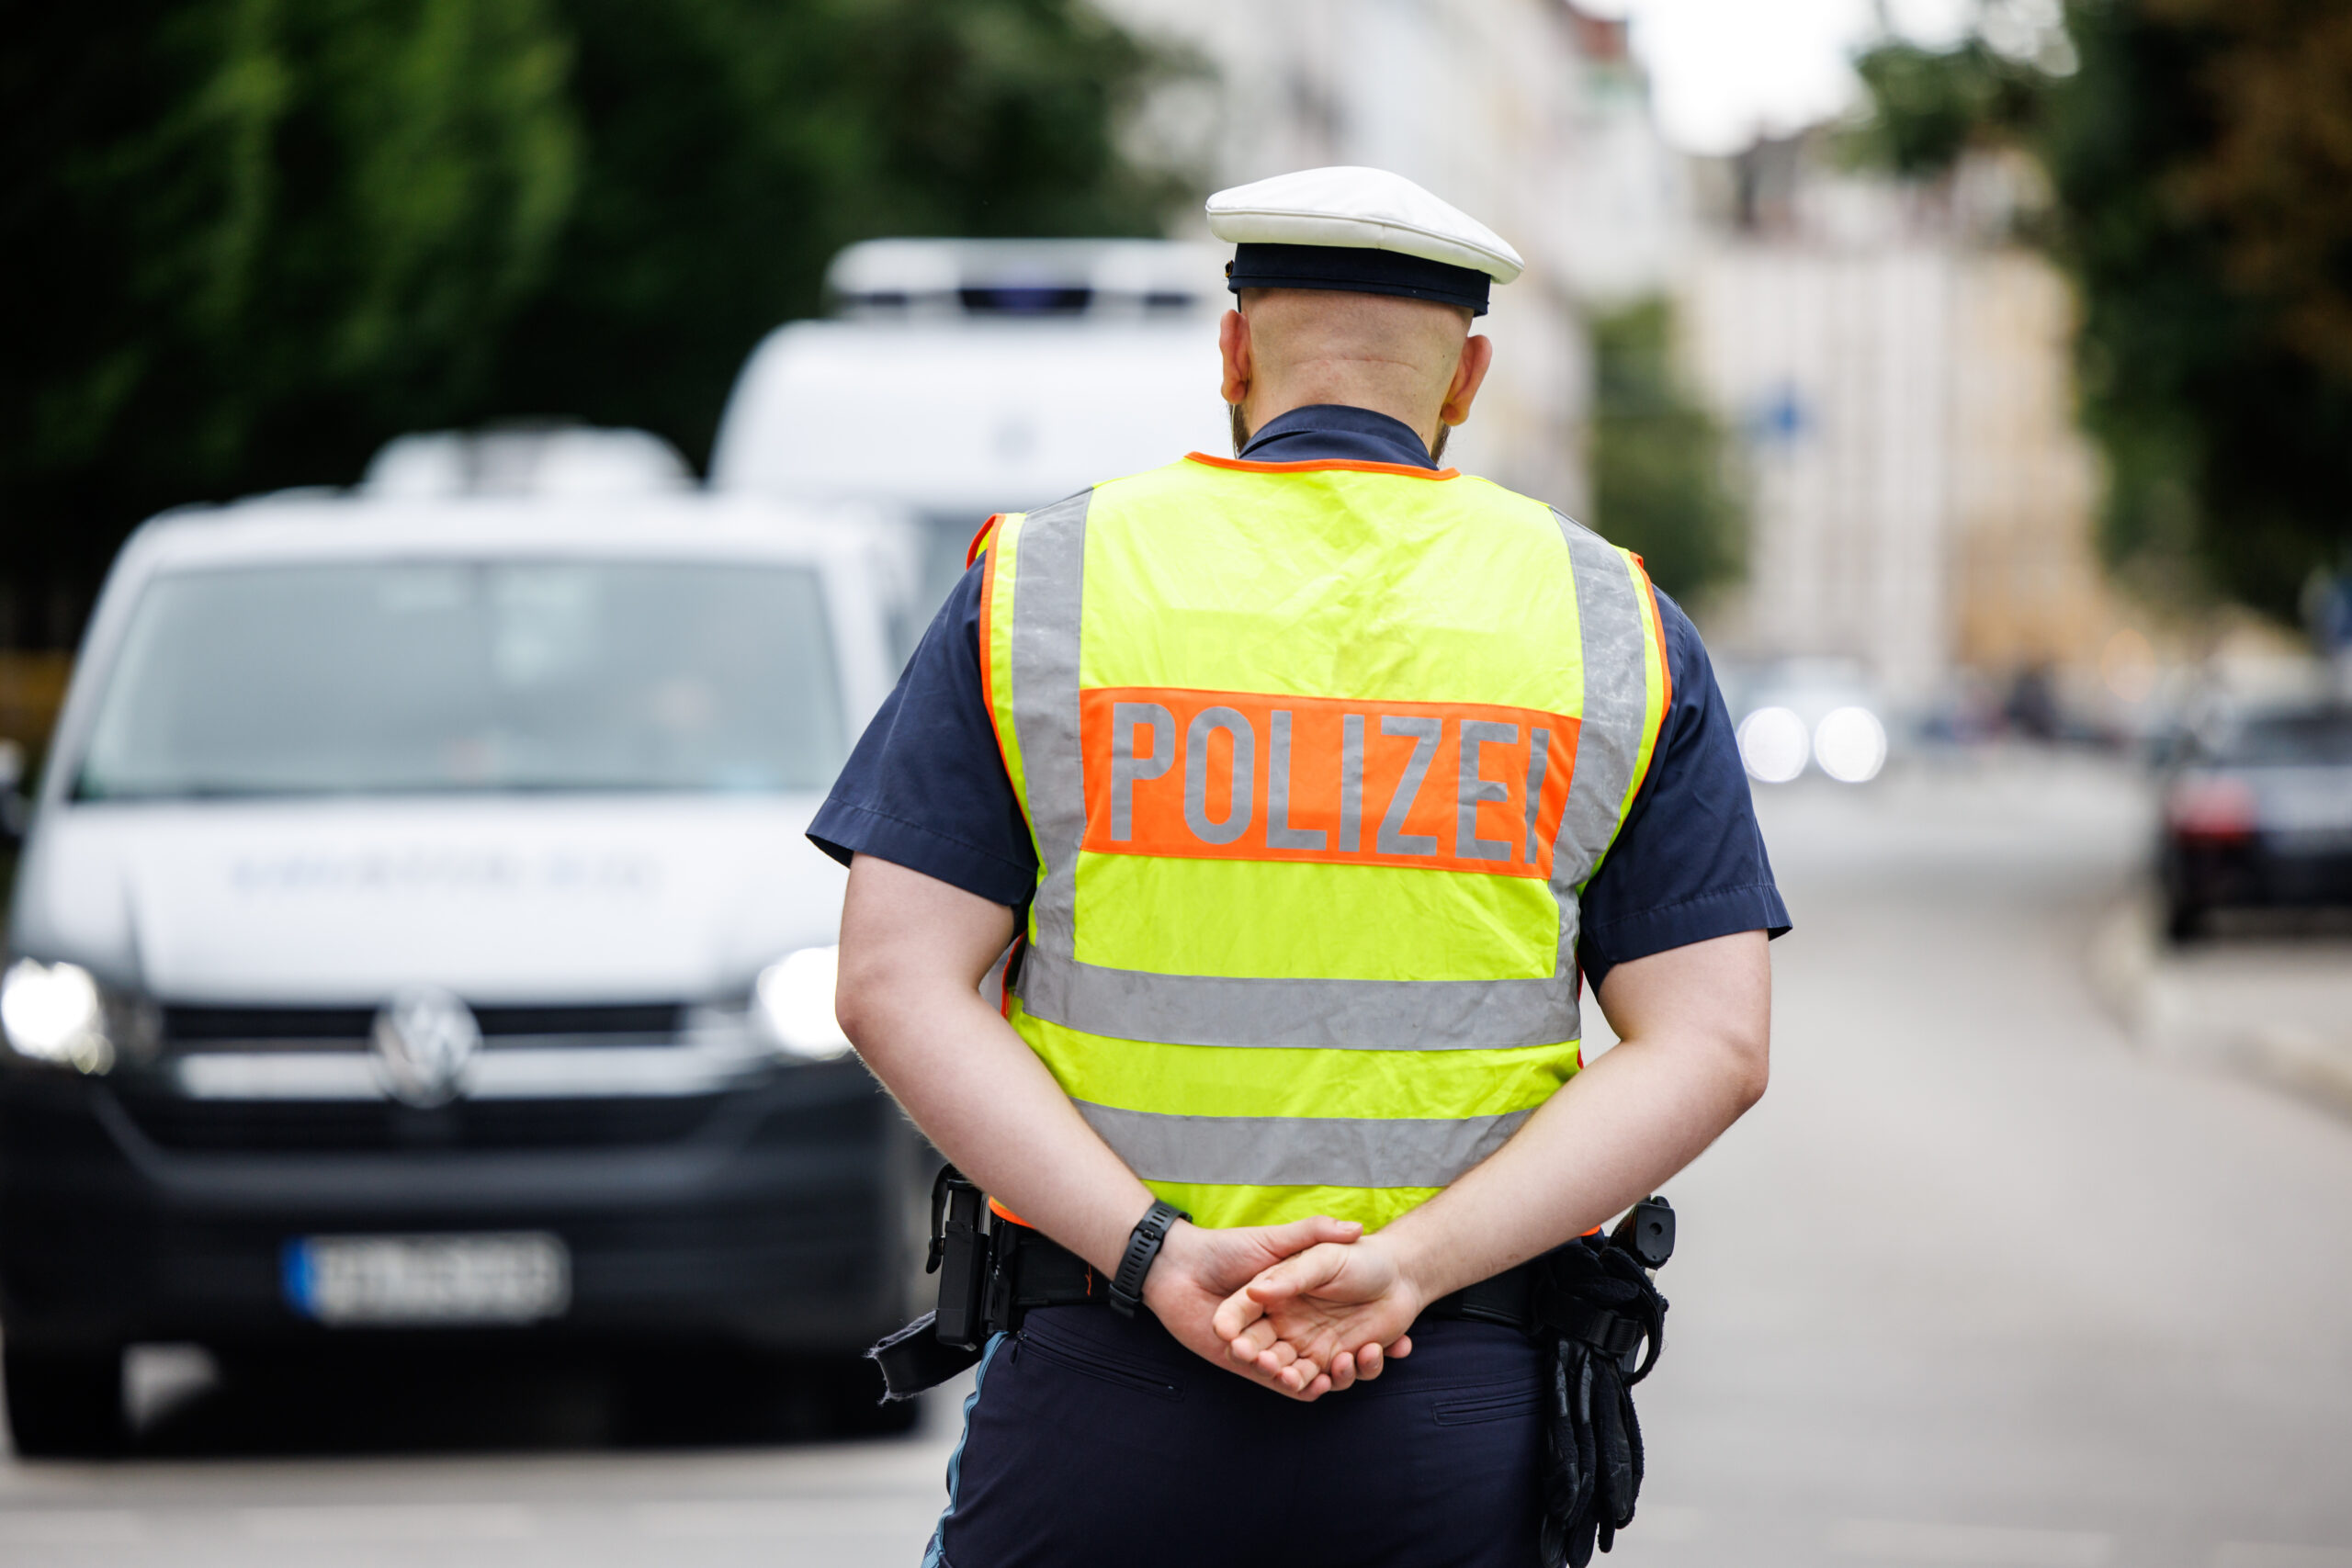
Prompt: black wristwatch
<box><xmin>1105</xmin><ymin>1200</ymin><xmax>1190</xmax><ymax>1317</ymax></box>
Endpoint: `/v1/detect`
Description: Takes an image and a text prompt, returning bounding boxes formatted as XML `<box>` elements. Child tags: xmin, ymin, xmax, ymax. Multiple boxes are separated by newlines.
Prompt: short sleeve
<box><xmin>807</xmin><ymin>564</ymin><xmax>1038</xmax><ymax>908</ymax></box>
<box><xmin>1575</xmin><ymin>591</ymin><xmax>1791</xmax><ymax>988</ymax></box>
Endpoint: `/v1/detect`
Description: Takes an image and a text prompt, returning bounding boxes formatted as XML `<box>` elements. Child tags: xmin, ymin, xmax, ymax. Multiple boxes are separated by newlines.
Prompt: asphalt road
<box><xmin>4</xmin><ymin>750</ymin><xmax>2349</xmax><ymax>1567</ymax></box>
<box><xmin>1623</xmin><ymin>753</ymin><xmax>2352</xmax><ymax>1568</ymax></box>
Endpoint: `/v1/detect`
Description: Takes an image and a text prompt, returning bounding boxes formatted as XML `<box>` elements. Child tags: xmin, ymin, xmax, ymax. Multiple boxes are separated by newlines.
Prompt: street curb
<box><xmin>2088</xmin><ymin>895</ymin><xmax>2352</xmax><ymax>1120</ymax></box>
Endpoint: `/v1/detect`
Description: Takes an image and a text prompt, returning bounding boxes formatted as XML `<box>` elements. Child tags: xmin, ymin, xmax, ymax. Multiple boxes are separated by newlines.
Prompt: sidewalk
<box><xmin>2091</xmin><ymin>896</ymin><xmax>2352</xmax><ymax>1118</ymax></box>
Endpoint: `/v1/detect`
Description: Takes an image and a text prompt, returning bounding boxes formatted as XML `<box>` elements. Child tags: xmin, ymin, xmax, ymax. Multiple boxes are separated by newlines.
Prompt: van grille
<box><xmin>163</xmin><ymin>1002</ymin><xmax>689</xmax><ymax>1050</ymax></box>
<box><xmin>114</xmin><ymin>1093</ymin><xmax>723</xmax><ymax>1153</ymax></box>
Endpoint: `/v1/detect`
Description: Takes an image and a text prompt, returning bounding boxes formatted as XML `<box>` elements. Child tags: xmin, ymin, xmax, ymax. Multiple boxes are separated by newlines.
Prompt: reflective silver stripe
<box><xmin>1547</xmin><ymin>511</ymin><xmax>1657</xmax><ymax>974</ymax></box>
<box><xmin>1074</xmin><ymin>1100</ymin><xmax>1532</xmax><ymax>1188</ymax></box>
<box><xmin>1007</xmin><ymin>491</ymin><xmax>1093</xmax><ymax>957</ymax></box>
<box><xmin>1020</xmin><ymin>945</ymin><xmax>1579</xmax><ymax>1049</ymax></box>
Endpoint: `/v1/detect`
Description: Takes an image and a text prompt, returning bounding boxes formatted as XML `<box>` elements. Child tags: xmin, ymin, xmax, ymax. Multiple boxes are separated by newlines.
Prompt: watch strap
<box><xmin>1106</xmin><ymin>1200</ymin><xmax>1189</xmax><ymax>1317</ymax></box>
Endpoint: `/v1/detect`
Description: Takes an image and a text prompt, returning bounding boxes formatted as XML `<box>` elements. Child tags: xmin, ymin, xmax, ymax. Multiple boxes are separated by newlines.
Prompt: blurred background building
<box><xmin>1679</xmin><ymin>134</ymin><xmax>2121</xmax><ymax>705</ymax></box>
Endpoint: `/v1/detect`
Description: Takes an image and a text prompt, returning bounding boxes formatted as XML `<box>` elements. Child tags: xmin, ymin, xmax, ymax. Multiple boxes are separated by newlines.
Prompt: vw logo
<box><xmin>371</xmin><ymin>987</ymin><xmax>481</xmax><ymax>1108</ymax></box>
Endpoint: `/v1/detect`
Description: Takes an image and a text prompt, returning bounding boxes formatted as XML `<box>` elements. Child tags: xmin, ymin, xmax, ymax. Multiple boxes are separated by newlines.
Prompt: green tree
<box><xmin>1589</xmin><ymin>298</ymin><xmax>1746</xmax><ymax>604</ymax></box>
<box><xmin>491</xmin><ymin>0</ymin><xmax>1185</xmax><ymax>464</ymax></box>
<box><xmin>2</xmin><ymin>0</ymin><xmax>580</xmax><ymax>615</ymax></box>
<box><xmin>1848</xmin><ymin>35</ymin><xmax>2041</xmax><ymax>178</ymax></box>
<box><xmin>0</xmin><ymin>0</ymin><xmax>1185</xmax><ymax>631</ymax></box>
<box><xmin>1851</xmin><ymin>0</ymin><xmax>2352</xmax><ymax>617</ymax></box>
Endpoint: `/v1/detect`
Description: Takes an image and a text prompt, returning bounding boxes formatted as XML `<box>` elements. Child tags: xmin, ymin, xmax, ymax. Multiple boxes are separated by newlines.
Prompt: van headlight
<box><xmin>753</xmin><ymin>946</ymin><xmax>854</xmax><ymax>1062</ymax></box>
<box><xmin>1</xmin><ymin>959</ymin><xmax>115</xmax><ymax>1074</ymax></box>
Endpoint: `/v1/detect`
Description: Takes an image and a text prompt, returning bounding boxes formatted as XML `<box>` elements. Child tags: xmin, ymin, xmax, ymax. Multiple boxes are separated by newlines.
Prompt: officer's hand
<box><xmin>1213</xmin><ymin>1236</ymin><xmax>1423</xmax><ymax>1395</ymax></box>
<box><xmin>1142</xmin><ymin>1216</ymin><xmax>1364</xmax><ymax>1402</ymax></box>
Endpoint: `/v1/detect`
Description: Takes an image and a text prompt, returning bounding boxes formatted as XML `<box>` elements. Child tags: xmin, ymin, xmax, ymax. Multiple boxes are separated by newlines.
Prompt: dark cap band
<box><xmin>1225</xmin><ymin>242</ymin><xmax>1491</xmax><ymax>316</ymax></box>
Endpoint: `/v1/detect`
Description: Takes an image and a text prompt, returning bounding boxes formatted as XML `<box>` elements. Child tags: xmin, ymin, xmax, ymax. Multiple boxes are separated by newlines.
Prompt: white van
<box><xmin>710</xmin><ymin>239</ymin><xmax>1231</xmax><ymax>634</ymax></box>
<box><xmin>0</xmin><ymin>443</ymin><xmax>927</xmax><ymax>1454</ymax></box>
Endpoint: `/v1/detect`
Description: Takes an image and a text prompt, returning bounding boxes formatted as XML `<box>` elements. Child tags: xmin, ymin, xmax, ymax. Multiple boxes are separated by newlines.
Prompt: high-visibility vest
<box><xmin>976</xmin><ymin>451</ymin><xmax>1672</xmax><ymax>1231</ymax></box>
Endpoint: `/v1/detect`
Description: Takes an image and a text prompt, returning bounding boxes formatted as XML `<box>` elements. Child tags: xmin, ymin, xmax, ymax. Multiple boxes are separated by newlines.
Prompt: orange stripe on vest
<box><xmin>1078</xmin><ymin>686</ymin><xmax>1578</xmax><ymax>879</ymax></box>
<box><xmin>967</xmin><ymin>513</ymin><xmax>1006</xmax><ymax>568</ymax></box>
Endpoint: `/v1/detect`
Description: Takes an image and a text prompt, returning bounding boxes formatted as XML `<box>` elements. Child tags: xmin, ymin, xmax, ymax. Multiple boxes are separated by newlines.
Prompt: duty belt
<box><xmin>870</xmin><ymin>1168</ymin><xmax>1669</xmax><ymax>1390</ymax></box>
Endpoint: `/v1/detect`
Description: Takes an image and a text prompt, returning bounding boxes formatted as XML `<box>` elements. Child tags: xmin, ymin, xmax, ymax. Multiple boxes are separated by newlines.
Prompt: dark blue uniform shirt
<box><xmin>809</xmin><ymin>404</ymin><xmax>1789</xmax><ymax>989</ymax></box>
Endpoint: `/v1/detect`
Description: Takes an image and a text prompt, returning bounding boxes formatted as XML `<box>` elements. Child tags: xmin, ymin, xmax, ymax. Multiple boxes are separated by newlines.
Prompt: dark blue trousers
<box><xmin>924</xmin><ymin>1303</ymin><xmax>1545</xmax><ymax>1568</ymax></box>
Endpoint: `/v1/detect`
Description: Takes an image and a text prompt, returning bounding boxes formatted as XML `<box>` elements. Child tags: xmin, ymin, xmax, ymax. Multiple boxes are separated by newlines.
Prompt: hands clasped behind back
<box><xmin>1213</xmin><ymin>1233</ymin><xmax>1425</xmax><ymax>1394</ymax></box>
<box><xmin>1157</xmin><ymin>1220</ymin><xmax>1417</xmax><ymax>1401</ymax></box>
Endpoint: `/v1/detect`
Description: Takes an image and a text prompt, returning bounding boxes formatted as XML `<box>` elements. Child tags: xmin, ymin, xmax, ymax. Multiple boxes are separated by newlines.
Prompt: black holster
<box><xmin>868</xmin><ymin>1168</ymin><xmax>1111</xmax><ymax>1402</ymax></box>
<box><xmin>870</xmin><ymin>1166</ymin><xmax>989</xmax><ymax>1400</ymax></box>
<box><xmin>1528</xmin><ymin>1201</ymin><xmax>1673</xmax><ymax>1568</ymax></box>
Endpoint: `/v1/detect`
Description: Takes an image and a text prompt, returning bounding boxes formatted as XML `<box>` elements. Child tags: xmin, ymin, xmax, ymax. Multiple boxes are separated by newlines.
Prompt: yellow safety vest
<box><xmin>978</xmin><ymin>451</ymin><xmax>1671</xmax><ymax>1231</ymax></box>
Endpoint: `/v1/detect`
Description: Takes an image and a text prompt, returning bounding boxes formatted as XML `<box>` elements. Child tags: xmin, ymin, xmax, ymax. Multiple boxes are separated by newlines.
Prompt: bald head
<box><xmin>1218</xmin><ymin>288</ymin><xmax>1494</xmax><ymax>459</ymax></box>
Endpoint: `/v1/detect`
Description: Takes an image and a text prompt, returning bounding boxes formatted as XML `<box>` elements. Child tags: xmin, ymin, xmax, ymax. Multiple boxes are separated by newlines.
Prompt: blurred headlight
<box><xmin>1</xmin><ymin>959</ymin><xmax>114</xmax><ymax>1073</ymax></box>
<box><xmin>753</xmin><ymin>946</ymin><xmax>854</xmax><ymax>1062</ymax></box>
<box><xmin>1737</xmin><ymin>706</ymin><xmax>1810</xmax><ymax>784</ymax></box>
<box><xmin>1813</xmin><ymin>706</ymin><xmax>1887</xmax><ymax>784</ymax></box>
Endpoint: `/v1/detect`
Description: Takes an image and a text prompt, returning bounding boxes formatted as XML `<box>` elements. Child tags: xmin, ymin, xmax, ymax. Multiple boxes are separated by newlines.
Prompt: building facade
<box><xmin>1679</xmin><ymin>139</ymin><xmax>2120</xmax><ymax>702</ymax></box>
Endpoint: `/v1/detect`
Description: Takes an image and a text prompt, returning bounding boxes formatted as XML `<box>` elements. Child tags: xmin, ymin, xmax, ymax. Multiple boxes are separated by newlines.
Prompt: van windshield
<box><xmin>75</xmin><ymin>560</ymin><xmax>848</xmax><ymax>799</ymax></box>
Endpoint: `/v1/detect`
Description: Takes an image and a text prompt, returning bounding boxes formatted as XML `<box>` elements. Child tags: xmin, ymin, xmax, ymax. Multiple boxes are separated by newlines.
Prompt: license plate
<box><xmin>283</xmin><ymin>1233</ymin><xmax>571</xmax><ymax>1325</ymax></box>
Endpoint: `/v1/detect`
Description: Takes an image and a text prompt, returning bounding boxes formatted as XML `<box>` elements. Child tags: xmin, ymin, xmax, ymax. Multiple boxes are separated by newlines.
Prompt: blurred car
<box><xmin>1720</xmin><ymin>658</ymin><xmax>1893</xmax><ymax>785</ymax></box>
<box><xmin>0</xmin><ymin>470</ymin><xmax>930</xmax><ymax>1454</ymax></box>
<box><xmin>710</xmin><ymin>237</ymin><xmax>1228</xmax><ymax>650</ymax></box>
<box><xmin>2159</xmin><ymin>701</ymin><xmax>2352</xmax><ymax>941</ymax></box>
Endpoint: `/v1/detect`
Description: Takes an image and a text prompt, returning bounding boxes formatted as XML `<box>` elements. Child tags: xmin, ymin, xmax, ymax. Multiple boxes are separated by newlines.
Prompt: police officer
<box><xmin>817</xmin><ymin>166</ymin><xmax>1788</xmax><ymax>1567</ymax></box>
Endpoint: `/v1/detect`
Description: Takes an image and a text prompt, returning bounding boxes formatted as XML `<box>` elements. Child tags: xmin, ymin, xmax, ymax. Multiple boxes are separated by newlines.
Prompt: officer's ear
<box><xmin>1441</xmin><ymin>333</ymin><xmax>1495</xmax><ymax>430</ymax></box>
<box><xmin>1218</xmin><ymin>309</ymin><xmax>1253</xmax><ymax>407</ymax></box>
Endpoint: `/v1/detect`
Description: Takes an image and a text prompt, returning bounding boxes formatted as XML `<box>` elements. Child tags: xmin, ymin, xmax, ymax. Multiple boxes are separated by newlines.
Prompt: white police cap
<box><xmin>1206</xmin><ymin>166</ymin><xmax>1524</xmax><ymax>315</ymax></box>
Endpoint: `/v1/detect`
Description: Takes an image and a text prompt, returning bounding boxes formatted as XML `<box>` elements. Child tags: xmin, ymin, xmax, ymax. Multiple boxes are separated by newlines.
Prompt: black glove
<box><xmin>1535</xmin><ymin>1235</ymin><xmax>1668</xmax><ymax>1568</ymax></box>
